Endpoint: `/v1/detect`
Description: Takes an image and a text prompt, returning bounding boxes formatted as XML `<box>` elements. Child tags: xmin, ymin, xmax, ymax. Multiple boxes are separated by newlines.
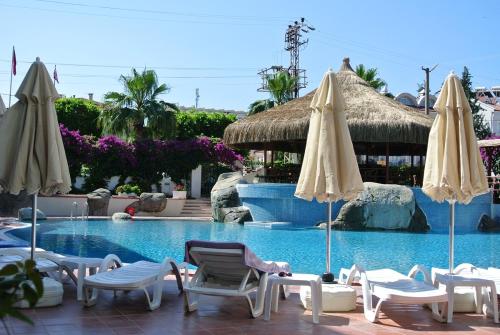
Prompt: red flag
<box><xmin>11</xmin><ymin>47</ymin><xmax>16</xmax><ymax>76</ymax></box>
<box><xmin>53</xmin><ymin>65</ymin><xmax>59</xmax><ymax>84</ymax></box>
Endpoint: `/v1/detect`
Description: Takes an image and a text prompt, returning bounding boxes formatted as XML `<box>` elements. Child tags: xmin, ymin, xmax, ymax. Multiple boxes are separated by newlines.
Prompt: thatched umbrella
<box><xmin>224</xmin><ymin>58</ymin><xmax>434</xmax><ymax>155</ymax></box>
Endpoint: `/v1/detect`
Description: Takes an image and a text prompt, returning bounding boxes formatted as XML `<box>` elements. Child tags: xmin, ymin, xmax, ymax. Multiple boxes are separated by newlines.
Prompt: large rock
<box><xmin>87</xmin><ymin>188</ymin><xmax>111</xmax><ymax>216</ymax></box>
<box><xmin>18</xmin><ymin>207</ymin><xmax>47</xmax><ymax>221</ymax></box>
<box><xmin>478</xmin><ymin>214</ymin><xmax>500</xmax><ymax>232</ymax></box>
<box><xmin>218</xmin><ymin>206</ymin><xmax>252</xmax><ymax>224</ymax></box>
<box><xmin>211</xmin><ymin>172</ymin><xmax>246</xmax><ymax>222</ymax></box>
<box><xmin>128</xmin><ymin>193</ymin><xmax>167</xmax><ymax>213</ymax></box>
<box><xmin>333</xmin><ymin>182</ymin><xmax>429</xmax><ymax>232</ymax></box>
<box><xmin>0</xmin><ymin>191</ymin><xmax>32</xmax><ymax>217</ymax></box>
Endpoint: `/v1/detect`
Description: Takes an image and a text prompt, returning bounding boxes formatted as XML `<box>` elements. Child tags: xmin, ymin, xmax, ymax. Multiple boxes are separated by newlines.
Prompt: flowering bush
<box><xmin>480</xmin><ymin>135</ymin><xmax>500</xmax><ymax>175</ymax></box>
<box><xmin>59</xmin><ymin>124</ymin><xmax>93</xmax><ymax>182</ymax></box>
<box><xmin>59</xmin><ymin>124</ymin><xmax>243</xmax><ymax>192</ymax></box>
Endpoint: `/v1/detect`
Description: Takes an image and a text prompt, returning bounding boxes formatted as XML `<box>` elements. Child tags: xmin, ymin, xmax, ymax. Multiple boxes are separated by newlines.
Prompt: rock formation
<box><xmin>333</xmin><ymin>182</ymin><xmax>429</xmax><ymax>232</ymax></box>
<box><xmin>87</xmin><ymin>188</ymin><xmax>111</xmax><ymax>216</ymax></box>
<box><xmin>211</xmin><ymin>172</ymin><xmax>252</xmax><ymax>223</ymax></box>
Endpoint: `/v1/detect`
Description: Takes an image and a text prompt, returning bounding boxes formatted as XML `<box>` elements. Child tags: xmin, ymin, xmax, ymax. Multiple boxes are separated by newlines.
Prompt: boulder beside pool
<box><xmin>87</xmin><ymin>188</ymin><xmax>111</xmax><ymax>216</ymax></box>
<box><xmin>332</xmin><ymin>182</ymin><xmax>429</xmax><ymax>232</ymax></box>
<box><xmin>127</xmin><ymin>193</ymin><xmax>167</xmax><ymax>214</ymax></box>
<box><xmin>477</xmin><ymin>214</ymin><xmax>500</xmax><ymax>232</ymax></box>
<box><xmin>211</xmin><ymin>172</ymin><xmax>252</xmax><ymax>223</ymax></box>
<box><xmin>18</xmin><ymin>207</ymin><xmax>47</xmax><ymax>221</ymax></box>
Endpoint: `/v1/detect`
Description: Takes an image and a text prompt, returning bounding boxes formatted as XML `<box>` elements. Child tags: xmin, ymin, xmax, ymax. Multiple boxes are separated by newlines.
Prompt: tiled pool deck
<box><xmin>2</xmin><ymin>277</ymin><xmax>498</xmax><ymax>335</ymax></box>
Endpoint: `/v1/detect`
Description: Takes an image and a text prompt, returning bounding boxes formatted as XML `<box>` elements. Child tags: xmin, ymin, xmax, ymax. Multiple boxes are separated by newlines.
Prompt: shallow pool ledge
<box><xmin>236</xmin><ymin>183</ymin><xmax>493</xmax><ymax>233</ymax></box>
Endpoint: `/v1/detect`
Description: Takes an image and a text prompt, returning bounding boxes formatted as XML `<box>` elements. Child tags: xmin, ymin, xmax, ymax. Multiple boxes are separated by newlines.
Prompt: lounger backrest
<box><xmin>189</xmin><ymin>247</ymin><xmax>258</xmax><ymax>283</ymax></box>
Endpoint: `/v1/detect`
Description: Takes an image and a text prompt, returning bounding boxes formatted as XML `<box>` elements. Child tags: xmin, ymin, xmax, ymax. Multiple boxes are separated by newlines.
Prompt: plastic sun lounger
<box><xmin>183</xmin><ymin>240</ymin><xmax>290</xmax><ymax>318</ymax></box>
<box><xmin>83</xmin><ymin>254</ymin><xmax>189</xmax><ymax>311</ymax></box>
<box><xmin>0</xmin><ymin>247</ymin><xmax>104</xmax><ymax>300</ymax></box>
<box><xmin>339</xmin><ymin>264</ymin><xmax>448</xmax><ymax>323</ymax></box>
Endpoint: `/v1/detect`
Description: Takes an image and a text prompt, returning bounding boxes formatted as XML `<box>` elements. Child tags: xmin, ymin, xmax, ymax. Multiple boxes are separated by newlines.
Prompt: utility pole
<box><xmin>421</xmin><ymin>64</ymin><xmax>438</xmax><ymax>115</ymax></box>
<box><xmin>195</xmin><ymin>88</ymin><xmax>200</xmax><ymax>109</ymax></box>
<box><xmin>258</xmin><ymin>18</ymin><xmax>314</xmax><ymax>98</ymax></box>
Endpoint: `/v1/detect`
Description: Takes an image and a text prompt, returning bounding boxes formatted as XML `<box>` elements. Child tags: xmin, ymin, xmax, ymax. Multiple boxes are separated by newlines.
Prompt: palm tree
<box><xmin>99</xmin><ymin>68</ymin><xmax>178</xmax><ymax>140</ymax></box>
<box><xmin>355</xmin><ymin>64</ymin><xmax>386</xmax><ymax>90</ymax></box>
<box><xmin>267</xmin><ymin>71</ymin><xmax>298</xmax><ymax>105</ymax></box>
<box><xmin>248</xmin><ymin>99</ymin><xmax>275</xmax><ymax>115</ymax></box>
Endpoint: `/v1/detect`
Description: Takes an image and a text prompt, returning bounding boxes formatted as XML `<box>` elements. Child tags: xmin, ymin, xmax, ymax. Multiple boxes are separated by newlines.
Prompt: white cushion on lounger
<box><xmin>301</xmin><ymin>283</ymin><xmax>356</xmax><ymax>312</ymax></box>
<box><xmin>15</xmin><ymin>277</ymin><xmax>63</xmax><ymax>308</ymax></box>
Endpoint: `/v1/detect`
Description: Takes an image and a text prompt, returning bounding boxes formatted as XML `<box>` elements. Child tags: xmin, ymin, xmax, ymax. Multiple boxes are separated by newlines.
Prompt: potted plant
<box><xmin>172</xmin><ymin>183</ymin><xmax>187</xmax><ymax>199</ymax></box>
<box><xmin>116</xmin><ymin>184</ymin><xmax>141</xmax><ymax>197</ymax></box>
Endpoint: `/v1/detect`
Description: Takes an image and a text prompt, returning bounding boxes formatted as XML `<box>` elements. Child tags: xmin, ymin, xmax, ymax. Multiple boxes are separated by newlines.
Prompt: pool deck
<box><xmin>2</xmin><ymin>277</ymin><xmax>498</xmax><ymax>335</ymax></box>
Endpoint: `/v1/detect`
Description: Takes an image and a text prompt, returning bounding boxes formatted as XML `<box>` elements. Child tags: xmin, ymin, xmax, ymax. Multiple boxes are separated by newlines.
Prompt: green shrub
<box><xmin>0</xmin><ymin>260</ymin><xmax>43</xmax><ymax>329</ymax></box>
<box><xmin>116</xmin><ymin>184</ymin><xmax>142</xmax><ymax>195</ymax></box>
<box><xmin>176</xmin><ymin>110</ymin><xmax>236</xmax><ymax>139</ymax></box>
<box><xmin>55</xmin><ymin>98</ymin><xmax>102</xmax><ymax>136</ymax></box>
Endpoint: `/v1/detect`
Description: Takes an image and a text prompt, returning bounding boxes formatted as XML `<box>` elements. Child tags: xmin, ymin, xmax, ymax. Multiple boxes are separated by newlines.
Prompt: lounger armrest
<box><xmin>454</xmin><ymin>263</ymin><xmax>477</xmax><ymax>275</ymax></box>
<box><xmin>98</xmin><ymin>254</ymin><xmax>122</xmax><ymax>273</ymax></box>
<box><xmin>408</xmin><ymin>264</ymin><xmax>432</xmax><ymax>284</ymax></box>
<box><xmin>339</xmin><ymin>264</ymin><xmax>359</xmax><ymax>285</ymax></box>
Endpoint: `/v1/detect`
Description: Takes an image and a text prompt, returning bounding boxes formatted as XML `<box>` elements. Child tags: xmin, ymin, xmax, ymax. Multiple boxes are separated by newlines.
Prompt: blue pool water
<box><xmin>7</xmin><ymin>219</ymin><xmax>499</xmax><ymax>275</ymax></box>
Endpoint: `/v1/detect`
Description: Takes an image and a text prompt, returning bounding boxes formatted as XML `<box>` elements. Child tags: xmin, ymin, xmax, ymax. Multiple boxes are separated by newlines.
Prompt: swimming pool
<box><xmin>7</xmin><ymin>219</ymin><xmax>500</xmax><ymax>275</ymax></box>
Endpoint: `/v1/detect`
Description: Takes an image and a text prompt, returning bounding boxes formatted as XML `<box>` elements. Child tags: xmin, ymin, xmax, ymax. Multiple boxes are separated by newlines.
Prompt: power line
<box><xmin>0</xmin><ymin>2</ymin><xmax>284</xmax><ymax>26</ymax></box>
<box><xmin>0</xmin><ymin>58</ymin><xmax>259</xmax><ymax>71</ymax></box>
<box><xmin>26</xmin><ymin>0</ymin><xmax>288</xmax><ymax>21</ymax></box>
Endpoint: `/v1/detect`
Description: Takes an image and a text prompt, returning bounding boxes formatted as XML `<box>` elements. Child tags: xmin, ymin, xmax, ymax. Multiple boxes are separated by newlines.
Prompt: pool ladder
<box><xmin>70</xmin><ymin>202</ymin><xmax>89</xmax><ymax>220</ymax></box>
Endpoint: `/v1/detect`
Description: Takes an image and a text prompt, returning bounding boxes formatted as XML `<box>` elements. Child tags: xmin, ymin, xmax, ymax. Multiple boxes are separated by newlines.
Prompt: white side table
<box><xmin>434</xmin><ymin>273</ymin><xmax>499</xmax><ymax>323</ymax></box>
<box><xmin>60</xmin><ymin>257</ymin><xmax>103</xmax><ymax>301</ymax></box>
<box><xmin>264</xmin><ymin>273</ymin><xmax>322</xmax><ymax>324</ymax></box>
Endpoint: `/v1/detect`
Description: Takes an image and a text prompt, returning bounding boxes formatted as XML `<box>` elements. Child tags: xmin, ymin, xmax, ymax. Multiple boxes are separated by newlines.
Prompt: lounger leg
<box><xmin>246</xmin><ymin>273</ymin><xmax>268</xmax><ymax>318</ymax></box>
<box><xmin>490</xmin><ymin>285</ymin><xmax>499</xmax><ymax>323</ymax></box>
<box><xmin>431</xmin><ymin>302</ymin><xmax>446</xmax><ymax>322</ymax></box>
<box><xmin>83</xmin><ymin>286</ymin><xmax>98</xmax><ymax>307</ymax></box>
<box><xmin>169</xmin><ymin>261</ymin><xmax>184</xmax><ymax>293</ymax></box>
<box><xmin>184</xmin><ymin>291</ymin><xmax>198</xmax><ymax>312</ymax></box>
<box><xmin>143</xmin><ymin>281</ymin><xmax>163</xmax><ymax>311</ymax></box>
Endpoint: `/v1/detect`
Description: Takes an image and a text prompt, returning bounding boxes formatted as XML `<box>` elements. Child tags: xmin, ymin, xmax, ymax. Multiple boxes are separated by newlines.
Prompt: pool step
<box><xmin>179</xmin><ymin>198</ymin><xmax>212</xmax><ymax>218</ymax></box>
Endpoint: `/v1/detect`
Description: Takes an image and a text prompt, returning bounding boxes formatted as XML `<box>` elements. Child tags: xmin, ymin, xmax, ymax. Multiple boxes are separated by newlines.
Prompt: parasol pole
<box><xmin>30</xmin><ymin>193</ymin><xmax>38</xmax><ymax>260</ymax></box>
<box><xmin>448</xmin><ymin>199</ymin><xmax>456</xmax><ymax>274</ymax></box>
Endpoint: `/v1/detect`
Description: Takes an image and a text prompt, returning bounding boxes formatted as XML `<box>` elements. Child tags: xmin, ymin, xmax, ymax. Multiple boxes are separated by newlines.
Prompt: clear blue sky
<box><xmin>1</xmin><ymin>0</ymin><xmax>499</xmax><ymax>111</ymax></box>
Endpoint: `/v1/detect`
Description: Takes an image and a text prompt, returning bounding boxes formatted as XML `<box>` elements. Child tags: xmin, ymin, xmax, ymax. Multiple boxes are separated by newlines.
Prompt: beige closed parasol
<box><xmin>0</xmin><ymin>57</ymin><xmax>71</xmax><ymax>259</ymax></box>
<box><xmin>295</xmin><ymin>69</ymin><xmax>363</xmax><ymax>281</ymax></box>
<box><xmin>423</xmin><ymin>72</ymin><xmax>488</xmax><ymax>273</ymax></box>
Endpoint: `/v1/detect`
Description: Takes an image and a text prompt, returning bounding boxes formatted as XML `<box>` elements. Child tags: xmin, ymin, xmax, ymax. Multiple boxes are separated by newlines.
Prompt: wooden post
<box><xmin>385</xmin><ymin>143</ymin><xmax>390</xmax><ymax>183</ymax></box>
<box><xmin>410</xmin><ymin>155</ymin><xmax>414</xmax><ymax>168</ymax></box>
<box><xmin>486</xmin><ymin>148</ymin><xmax>493</xmax><ymax>177</ymax></box>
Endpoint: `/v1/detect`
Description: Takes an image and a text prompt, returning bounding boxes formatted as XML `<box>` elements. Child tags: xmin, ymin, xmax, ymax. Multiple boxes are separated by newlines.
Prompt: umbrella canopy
<box><xmin>423</xmin><ymin>73</ymin><xmax>488</xmax><ymax>205</ymax></box>
<box><xmin>295</xmin><ymin>70</ymin><xmax>363</xmax><ymax>280</ymax></box>
<box><xmin>0</xmin><ymin>58</ymin><xmax>71</xmax><ymax>196</ymax></box>
<box><xmin>0</xmin><ymin>58</ymin><xmax>71</xmax><ymax>260</ymax></box>
<box><xmin>422</xmin><ymin>72</ymin><xmax>488</xmax><ymax>273</ymax></box>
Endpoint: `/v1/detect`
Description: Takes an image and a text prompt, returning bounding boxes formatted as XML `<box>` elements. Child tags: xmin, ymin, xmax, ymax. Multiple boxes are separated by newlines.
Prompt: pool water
<box><xmin>7</xmin><ymin>219</ymin><xmax>500</xmax><ymax>275</ymax></box>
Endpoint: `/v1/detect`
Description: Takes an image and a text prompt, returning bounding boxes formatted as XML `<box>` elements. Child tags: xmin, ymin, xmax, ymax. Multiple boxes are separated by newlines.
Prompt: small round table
<box><xmin>264</xmin><ymin>273</ymin><xmax>322</xmax><ymax>324</ymax></box>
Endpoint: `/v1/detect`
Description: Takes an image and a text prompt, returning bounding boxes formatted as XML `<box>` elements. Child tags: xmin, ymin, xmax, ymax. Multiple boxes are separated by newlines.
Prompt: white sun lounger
<box><xmin>0</xmin><ymin>247</ymin><xmax>103</xmax><ymax>300</ymax></box>
<box><xmin>339</xmin><ymin>264</ymin><xmax>448</xmax><ymax>323</ymax></box>
<box><xmin>183</xmin><ymin>240</ymin><xmax>290</xmax><ymax>318</ymax></box>
<box><xmin>83</xmin><ymin>254</ymin><xmax>188</xmax><ymax>311</ymax></box>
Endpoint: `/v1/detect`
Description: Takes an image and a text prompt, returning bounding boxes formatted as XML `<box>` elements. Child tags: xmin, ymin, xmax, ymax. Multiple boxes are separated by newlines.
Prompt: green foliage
<box><xmin>55</xmin><ymin>98</ymin><xmax>102</xmax><ymax>136</ymax></box>
<box><xmin>266</xmin><ymin>71</ymin><xmax>297</xmax><ymax>105</ymax></box>
<box><xmin>0</xmin><ymin>260</ymin><xmax>43</xmax><ymax>329</ymax></box>
<box><xmin>116</xmin><ymin>184</ymin><xmax>142</xmax><ymax>195</ymax></box>
<box><xmin>355</xmin><ymin>64</ymin><xmax>386</xmax><ymax>90</ymax></box>
<box><xmin>460</xmin><ymin>67</ymin><xmax>491</xmax><ymax>140</ymax></box>
<box><xmin>99</xmin><ymin>68</ymin><xmax>178</xmax><ymax>141</ymax></box>
<box><xmin>248</xmin><ymin>99</ymin><xmax>275</xmax><ymax>115</ymax></box>
<box><xmin>175</xmin><ymin>110</ymin><xmax>236</xmax><ymax>139</ymax></box>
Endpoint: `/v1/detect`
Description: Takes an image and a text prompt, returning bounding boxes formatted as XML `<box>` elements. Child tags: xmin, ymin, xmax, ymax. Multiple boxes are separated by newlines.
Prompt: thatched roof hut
<box><xmin>224</xmin><ymin>58</ymin><xmax>434</xmax><ymax>156</ymax></box>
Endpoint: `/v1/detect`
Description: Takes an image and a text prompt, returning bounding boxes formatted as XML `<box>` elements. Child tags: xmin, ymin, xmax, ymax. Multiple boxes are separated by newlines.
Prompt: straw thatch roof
<box><xmin>224</xmin><ymin>58</ymin><xmax>434</xmax><ymax>153</ymax></box>
<box><xmin>478</xmin><ymin>138</ymin><xmax>500</xmax><ymax>148</ymax></box>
